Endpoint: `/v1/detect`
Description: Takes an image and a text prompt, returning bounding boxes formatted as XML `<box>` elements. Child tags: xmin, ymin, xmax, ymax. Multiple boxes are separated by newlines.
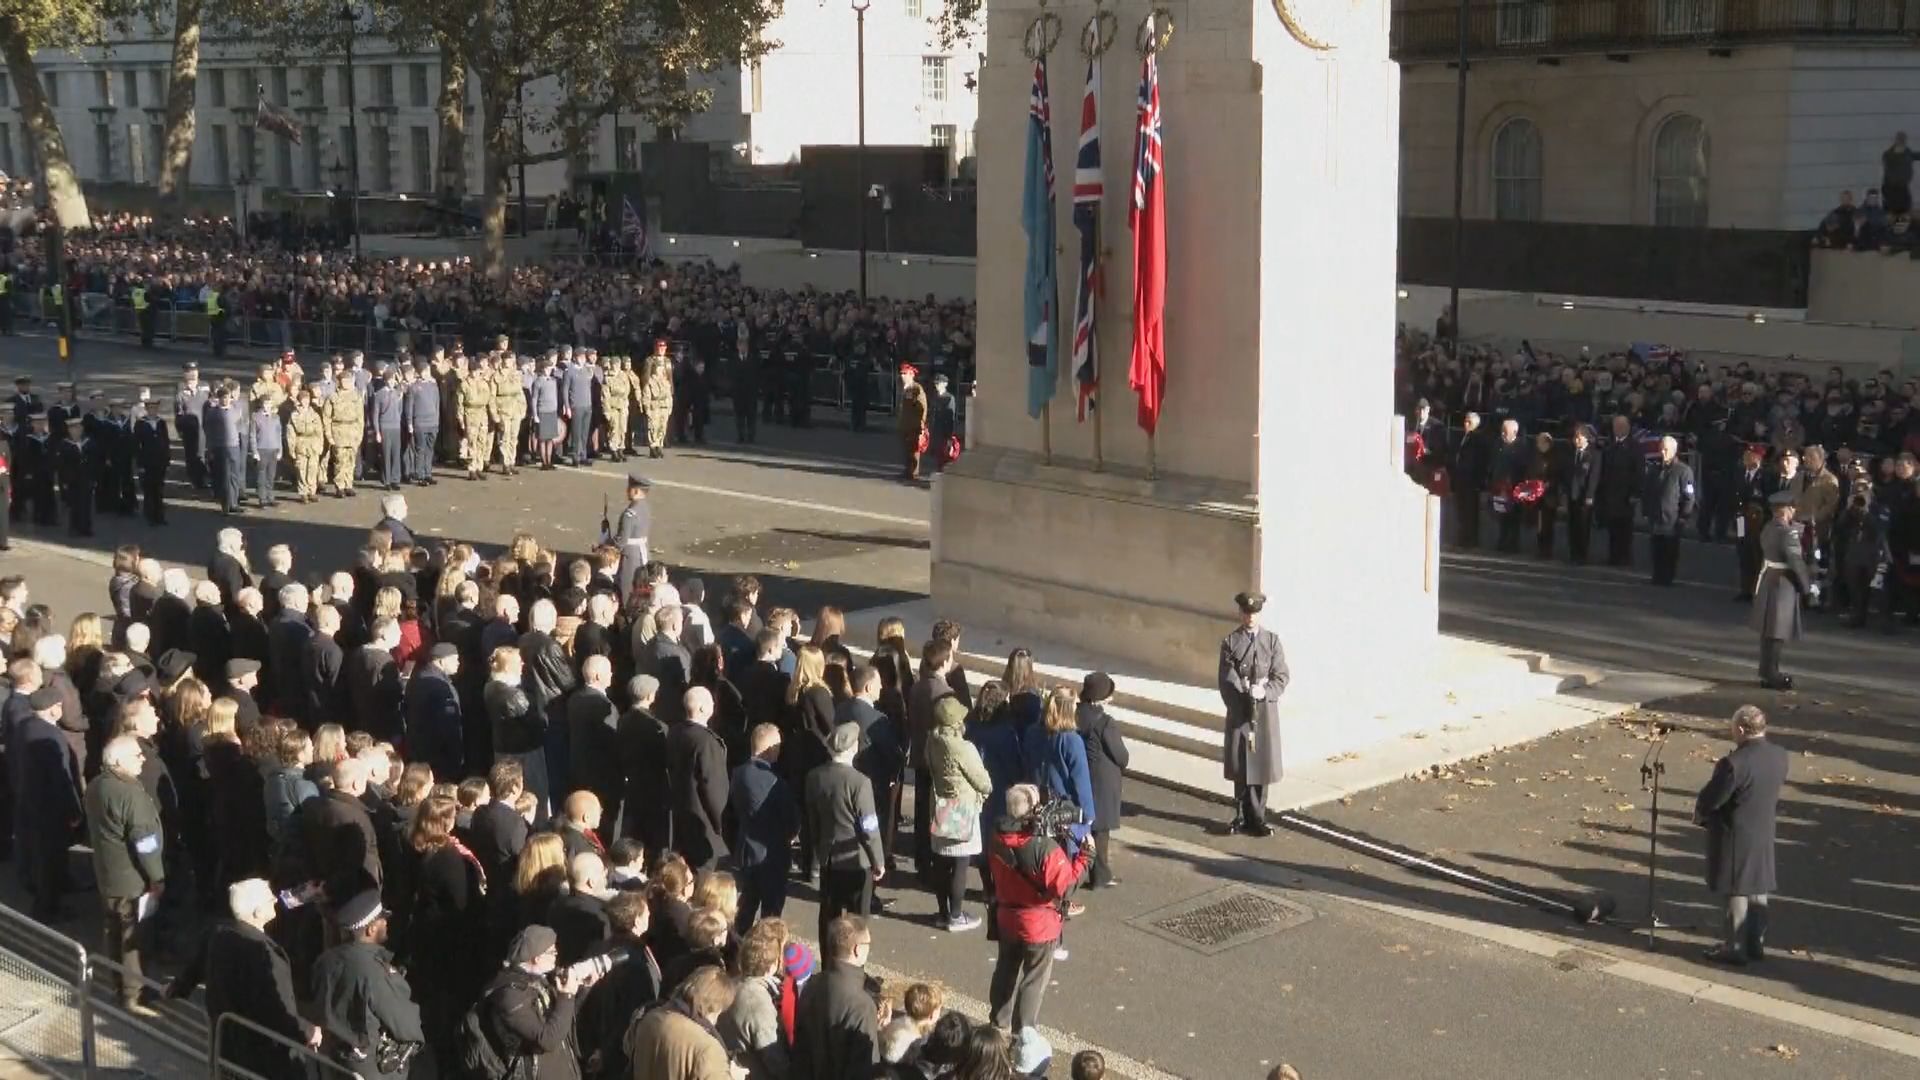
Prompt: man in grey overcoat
<box><xmin>1752</xmin><ymin>491</ymin><xmax>1809</xmax><ymax>690</ymax></box>
<box><xmin>1218</xmin><ymin>591</ymin><xmax>1289</xmax><ymax>836</ymax></box>
<box><xmin>1693</xmin><ymin>705</ymin><xmax>1789</xmax><ymax>966</ymax></box>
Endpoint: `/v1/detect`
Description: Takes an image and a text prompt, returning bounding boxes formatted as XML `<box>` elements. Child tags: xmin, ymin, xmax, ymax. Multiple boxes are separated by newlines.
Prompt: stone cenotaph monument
<box><xmin>934</xmin><ymin>0</ymin><xmax>1440</xmax><ymax>717</ymax></box>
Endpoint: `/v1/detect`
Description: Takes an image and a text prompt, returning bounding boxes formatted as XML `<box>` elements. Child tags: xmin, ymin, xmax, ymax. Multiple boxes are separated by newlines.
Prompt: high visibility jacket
<box><xmin>0</xmin><ymin>273</ymin><xmax>11</xmax><ymax>296</ymax></box>
<box><xmin>206</xmin><ymin>289</ymin><xmax>222</xmax><ymax>317</ymax></box>
<box><xmin>131</xmin><ymin>286</ymin><xmax>147</xmax><ymax>311</ymax></box>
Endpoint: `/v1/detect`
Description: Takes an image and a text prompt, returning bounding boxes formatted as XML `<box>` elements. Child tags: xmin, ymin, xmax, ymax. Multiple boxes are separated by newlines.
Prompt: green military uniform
<box><xmin>603</xmin><ymin>358</ymin><xmax>633</xmax><ymax>461</ymax></box>
<box><xmin>84</xmin><ymin>767</ymin><xmax>165</xmax><ymax>1007</ymax></box>
<box><xmin>640</xmin><ymin>356</ymin><xmax>674</xmax><ymax>454</ymax></box>
<box><xmin>324</xmin><ymin>383</ymin><xmax>366</xmax><ymax>494</ymax></box>
<box><xmin>490</xmin><ymin>362</ymin><xmax>525</xmax><ymax>474</ymax></box>
<box><xmin>250</xmin><ymin>377</ymin><xmax>286</xmax><ymax>415</ymax></box>
<box><xmin>456</xmin><ymin>366</ymin><xmax>495</xmax><ymax>478</ymax></box>
<box><xmin>287</xmin><ymin>399</ymin><xmax>327</xmax><ymax>501</ymax></box>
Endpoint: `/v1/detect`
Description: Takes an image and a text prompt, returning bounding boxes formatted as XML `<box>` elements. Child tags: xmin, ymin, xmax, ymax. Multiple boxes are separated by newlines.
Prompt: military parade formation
<box><xmin>3</xmin><ymin>338</ymin><xmax>686</xmax><ymax>538</ymax></box>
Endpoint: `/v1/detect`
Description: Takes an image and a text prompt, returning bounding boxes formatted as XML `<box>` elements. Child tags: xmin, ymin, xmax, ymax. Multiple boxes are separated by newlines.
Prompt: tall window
<box><xmin>270</xmin><ymin>68</ymin><xmax>289</xmax><ymax>106</ymax></box>
<box><xmin>122</xmin><ymin>69</ymin><xmax>139</xmax><ymax>108</ymax></box>
<box><xmin>410</xmin><ymin>125</ymin><xmax>431</xmax><ymax>191</ymax></box>
<box><xmin>905</xmin><ymin>0</ymin><xmax>922</xmax><ymax>16</ymax></box>
<box><xmin>409</xmin><ymin>64</ymin><xmax>429</xmax><ymax>107</ymax></box>
<box><xmin>1494</xmin><ymin>0</ymin><xmax>1549</xmax><ymax>44</ymax></box>
<box><xmin>95</xmin><ymin>122</ymin><xmax>113</xmax><ymax>180</ymax></box>
<box><xmin>371</xmin><ymin>128</ymin><xmax>392</xmax><ymax>190</ymax></box>
<box><xmin>210</xmin><ymin>123</ymin><xmax>230</xmax><ymax>183</ymax></box>
<box><xmin>237</xmin><ymin>67</ymin><xmax>255</xmax><ymax>104</ymax></box>
<box><xmin>921</xmin><ymin>57</ymin><xmax>948</xmax><ymax>102</ymax></box>
<box><xmin>304</xmin><ymin>126</ymin><xmax>323</xmax><ymax>188</ymax></box>
<box><xmin>615</xmin><ymin>126</ymin><xmax>638</xmax><ymax>171</ymax></box>
<box><xmin>44</xmin><ymin>71</ymin><xmax>60</xmax><ymax>107</ymax></box>
<box><xmin>94</xmin><ymin>70</ymin><xmax>111</xmax><ymax>107</ymax></box>
<box><xmin>1657</xmin><ymin>0</ymin><xmax>1717</xmax><ymax>36</ymax></box>
<box><xmin>374</xmin><ymin>65</ymin><xmax>395</xmax><ymax>107</ymax></box>
<box><xmin>1490</xmin><ymin>118</ymin><xmax>1543</xmax><ymax>221</ymax></box>
<box><xmin>305</xmin><ymin>67</ymin><xmax>326</xmax><ymax>107</ymax></box>
<box><xmin>275</xmin><ymin>132</ymin><xmax>294</xmax><ymax>186</ymax></box>
<box><xmin>1652</xmin><ymin>113</ymin><xmax>1709</xmax><ymax>227</ymax></box>
<box><xmin>930</xmin><ymin>124</ymin><xmax>955</xmax><ymax>148</ymax></box>
<box><xmin>0</xmin><ymin>78</ymin><xmax>10</xmax><ymax>107</ymax></box>
<box><xmin>0</xmin><ymin>125</ymin><xmax>13</xmax><ymax>175</ymax></box>
<box><xmin>210</xmin><ymin>70</ymin><xmax>226</xmax><ymax>107</ymax></box>
<box><xmin>147</xmin><ymin>123</ymin><xmax>163</xmax><ymax>182</ymax></box>
<box><xmin>147</xmin><ymin>69</ymin><xmax>163</xmax><ymax>103</ymax></box>
<box><xmin>239</xmin><ymin>125</ymin><xmax>257</xmax><ymax>181</ymax></box>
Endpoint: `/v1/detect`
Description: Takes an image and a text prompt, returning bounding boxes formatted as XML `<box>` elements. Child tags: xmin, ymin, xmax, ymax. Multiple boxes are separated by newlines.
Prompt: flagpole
<box><xmin>1092</xmin><ymin>393</ymin><xmax>1103</xmax><ymax>470</ymax></box>
<box><xmin>1042</xmin><ymin>403</ymin><xmax>1053</xmax><ymax>464</ymax></box>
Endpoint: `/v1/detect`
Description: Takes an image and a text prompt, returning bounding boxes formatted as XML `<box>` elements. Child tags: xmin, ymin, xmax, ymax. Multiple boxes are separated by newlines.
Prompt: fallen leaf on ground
<box><xmin>1463</xmin><ymin>778</ymin><xmax>1497</xmax><ymax>788</ymax></box>
<box><xmin>1758</xmin><ymin>1044</ymin><xmax>1799</xmax><ymax>1060</ymax></box>
<box><xmin>1614</xmin><ymin>803</ymin><xmax>1636</xmax><ymax>812</ymax></box>
<box><xmin>1383</xmin><ymin>944</ymin><xmax>1412</xmax><ymax>954</ymax></box>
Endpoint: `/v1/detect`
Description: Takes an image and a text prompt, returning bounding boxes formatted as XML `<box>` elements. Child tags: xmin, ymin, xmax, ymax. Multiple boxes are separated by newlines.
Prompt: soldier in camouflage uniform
<box><xmin>323</xmin><ymin>375</ymin><xmax>366</xmax><ymax>496</ymax></box>
<box><xmin>602</xmin><ymin>356</ymin><xmax>634</xmax><ymax>463</ymax></box>
<box><xmin>639</xmin><ymin>349</ymin><xmax>675</xmax><ymax>459</ymax></box>
<box><xmin>250</xmin><ymin>363</ymin><xmax>287</xmax><ymax>417</ymax></box>
<box><xmin>286</xmin><ymin>385</ymin><xmax>328</xmax><ymax>503</ymax></box>
<box><xmin>490</xmin><ymin>355</ymin><xmax>526</xmax><ymax>476</ymax></box>
<box><xmin>456</xmin><ymin>355</ymin><xmax>495</xmax><ymax>480</ymax></box>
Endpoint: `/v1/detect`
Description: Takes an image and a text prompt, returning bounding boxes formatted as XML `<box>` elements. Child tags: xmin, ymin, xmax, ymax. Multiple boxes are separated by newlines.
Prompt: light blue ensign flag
<box><xmin>1023</xmin><ymin>56</ymin><xmax>1060</xmax><ymax>419</ymax></box>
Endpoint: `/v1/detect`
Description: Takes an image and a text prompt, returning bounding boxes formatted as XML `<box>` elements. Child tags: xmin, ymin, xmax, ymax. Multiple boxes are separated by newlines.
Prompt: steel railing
<box><xmin>1392</xmin><ymin>0</ymin><xmax>1920</xmax><ymax>61</ymax></box>
<box><xmin>0</xmin><ymin>901</ymin><xmax>95</xmax><ymax>1077</ymax></box>
<box><xmin>213</xmin><ymin>1011</ymin><xmax>360</xmax><ymax>1080</ymax></box>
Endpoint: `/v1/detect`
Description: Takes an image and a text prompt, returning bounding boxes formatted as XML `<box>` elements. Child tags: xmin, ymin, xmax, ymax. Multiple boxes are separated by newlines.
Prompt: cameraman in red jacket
<box><xmin>986</xmin><ymin>783</ymin><xmax>1092</xmax><ymax>1034</ymax></box>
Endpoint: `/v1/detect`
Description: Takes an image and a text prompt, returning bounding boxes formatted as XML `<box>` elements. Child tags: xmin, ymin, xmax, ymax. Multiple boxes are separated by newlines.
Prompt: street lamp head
<box><xmin>850</xmin><ymin>0</ymin><xmax>870</xmax><ymax>10</ymax></box>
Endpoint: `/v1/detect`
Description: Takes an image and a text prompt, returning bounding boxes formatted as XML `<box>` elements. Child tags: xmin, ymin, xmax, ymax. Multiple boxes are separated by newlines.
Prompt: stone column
<box><xmin>933</xmin><ymin>0</ymin><xmax>1437</xmax><ymax>690</ymax></box>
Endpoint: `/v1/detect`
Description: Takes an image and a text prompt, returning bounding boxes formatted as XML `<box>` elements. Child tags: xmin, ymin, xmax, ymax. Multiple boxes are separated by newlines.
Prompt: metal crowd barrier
<box><xmin>0</xmin><ymin>901</ymin><xmax>94</xmax><ymax>1076</ymax></box>
<box><xmin>213</xmin><ymin>1012</ymin><xmax>358</xmax><ymax>1080</ymax></box>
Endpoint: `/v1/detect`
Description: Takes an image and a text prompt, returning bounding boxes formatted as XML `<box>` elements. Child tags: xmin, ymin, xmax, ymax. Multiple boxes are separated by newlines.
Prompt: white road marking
<box><xmin>1443</xmin><ymin>551</ymin><xmax>1725</xmax><ymax>593</ymax></box>
<box><xmin>578</xmin><ymin>461</ymin><xmax>931</xmax><ymax>528</ymax></box>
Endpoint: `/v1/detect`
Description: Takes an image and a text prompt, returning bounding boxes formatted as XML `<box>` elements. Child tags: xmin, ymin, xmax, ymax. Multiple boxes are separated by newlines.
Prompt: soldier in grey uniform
<box><xmin>244</xmin><ymin>392</ymin><xmax>284</xmax><ymax>509</ymax></box>
<box><xmin>175</xmin><ymin>363</ymin><xmax>210</xmax><ymax>489</ymax></box>
<box><xmin>1752</xmin><ymin>491</ymin><xmax>1810</xmax><ymax>690</ymax></box>
<box><xmin>309</xmin><ymin>890</ymin><xmax>424</xmax><ymax>1078</ymax></box>
<box><xmin>371</xmin><ymin>368</ymin><xmax>405</xmax><ymax>491</ymax></box>
<box><xmin>613</xmin><ymin>474</ymin><xmax>652</xmax><ymax>602</ymax></box>
<box><xmin>1218</xmin><ymin>591</ymin><xmax>1289</xmax><ymax>836</ymax></box>
<box><xmin>402</xmin><ymin>361</ymin><xmax>440</xmax><ymax>486</ymax></box>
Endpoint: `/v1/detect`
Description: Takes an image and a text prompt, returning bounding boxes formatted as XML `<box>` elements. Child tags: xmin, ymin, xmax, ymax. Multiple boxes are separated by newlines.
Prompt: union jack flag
<box><xmin>1071</xmin><ymin>56</ymin><xmax>1103</xmax><ymax>422</ymax></box>
<box><xmin>1128</xmin><ymin>27</ymin><xmax>1167</xmax><ymax>435</ymax></box>
<box><xmin>621</xmin><ymin>196</ymin><xmax>650</xmax><ymax>260</ymax></box>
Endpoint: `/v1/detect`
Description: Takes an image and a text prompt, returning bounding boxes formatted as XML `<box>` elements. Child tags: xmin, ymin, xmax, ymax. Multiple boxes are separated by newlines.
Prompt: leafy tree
<box><xmin>0</xmin><ymin>0</ymin><xmax>113</xmax><ymax>228</ymax></box>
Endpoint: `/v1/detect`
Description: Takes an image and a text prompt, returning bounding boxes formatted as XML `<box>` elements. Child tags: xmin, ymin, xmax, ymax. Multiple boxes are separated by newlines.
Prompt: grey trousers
<box><xmin>1724</xmin><ymin>893</ymin><xmax>1770</xmax><ymax>956</ymax></box>
<box><xmin>988</xmin><ymin>936</ymin><xmax>1056</xmax><ymax>1033</ymax></box>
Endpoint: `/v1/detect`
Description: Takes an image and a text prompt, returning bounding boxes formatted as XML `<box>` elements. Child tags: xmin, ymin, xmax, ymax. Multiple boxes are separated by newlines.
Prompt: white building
<box><xmin>0</xmin><ymin>6</ymin><xmax>980</xmax><ymax>196</ymax></box>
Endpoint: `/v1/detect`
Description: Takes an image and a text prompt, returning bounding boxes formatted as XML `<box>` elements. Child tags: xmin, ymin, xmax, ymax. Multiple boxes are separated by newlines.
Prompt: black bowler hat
<box><xmin>157</xmin><ymin>649</ymin><xmax>197</xmax><ymax>684</ymax></box>
<box><xmin>1234</xmin><ymin>591</ymin><xmax>1267</xmax><ymax>615</ymax></box>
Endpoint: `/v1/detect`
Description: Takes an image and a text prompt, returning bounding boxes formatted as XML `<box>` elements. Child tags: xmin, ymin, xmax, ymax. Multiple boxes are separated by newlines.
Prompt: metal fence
<box><xmin>0</xmin><ymin>901</ymin><xmax>94</xmax><ymax>1076</ymax></box>
<box><xmin>213</xmin><ymin>1012</ymin><xmax>359</xmax><ymax>1080</ymax></box>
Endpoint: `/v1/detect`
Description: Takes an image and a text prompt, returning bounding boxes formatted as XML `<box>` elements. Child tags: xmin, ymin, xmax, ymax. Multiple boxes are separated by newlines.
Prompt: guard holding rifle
<box><xmin>1218</xmin><ymin>591</ymin><xmax>1289</xmax><ymax>837</ymax></box>
<box><xmin>1754</xmin><ymin>491</ymin><xmax>1811</xmax><ymax>690</ymax></box>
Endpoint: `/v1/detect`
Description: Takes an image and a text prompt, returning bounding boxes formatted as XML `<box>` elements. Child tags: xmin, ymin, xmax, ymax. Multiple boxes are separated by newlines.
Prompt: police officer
<box><xmin>1219</xmin><ymin>591</ymin><xmax>1289</xmax><ymax>836</ymax></box>
<box><xmin>175</xmin><ymin>364</ymin><xmax>210</xmax><ymax>490</ymax></box>
<box><xmin>403</xmin><ymin>361</ymin><xmax>440</xmax><ymax>485</ymax></box>
<box><xmin>1643</xmin><ymin>434</ymin><xmax>1698</xmax><ymax>587</ymax></box>
<box><xmin>132</xmin><ymin>277</ymin><xmax>155</xmax><ymax>348</ymax></box>
<box><xmin>55</xmin><ymin>417</ymin><xmax>96</xmax><ymax>537</ymax></box>
<box><xmin>84</xmin><ymin>735</ymin><xmax>166</xmax><ymax>1015</ymax></box>
<box><xmin>133</xmin><ymin>396</ymin><xmax>171</xmax><ymax>525</ymax></box>
<box><xmin>206</xmin><ymin>279</ymin><xmax>228</xmax><ymax>358</ymax></box>
<box><xmin>1754</xmin><ymin>491</ymin><xmax>1811</xmax><ymax>690</ymax></box>
<box><xmin>286</xmin><ymin>386</ymin><xmax>327</xmax><ymax>503</ymax></box>
<box><xmin>325</xmin><ymin>372</ymin><xmax>366</xmax><ymax>497</ymax></box>
<box><xmin>203</xmin><ymin>383</ymin><xmax>247</xmax><ymax>515</ymax></box>
<box><xmin>245</xmin><ymin>392</ymin><xmax>284</xmax><ymax>509</ymax></box>
<box><xmin>309</xmin><ymin>891</ymin><xmax>425</xmax><ymax>1079</ymax></box>
<box><xmin>615</xmin><ymin>474</ymin><xmax>652</xmax><ymax>600</ymax></box>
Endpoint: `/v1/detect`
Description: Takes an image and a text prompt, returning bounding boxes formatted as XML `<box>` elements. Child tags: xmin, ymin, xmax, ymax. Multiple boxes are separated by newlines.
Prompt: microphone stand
<box><xmin>1638</xmin><ymin>725</ymin><xmax>1671</xmax><ymax>950</ymax></box>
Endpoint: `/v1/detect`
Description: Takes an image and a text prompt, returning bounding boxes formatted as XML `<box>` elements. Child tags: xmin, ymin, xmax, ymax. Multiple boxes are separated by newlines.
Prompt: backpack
<box><xmin>455</xmin><ymin>983</ymin><xmax>523</xmax><ymax>1080</ymax></box>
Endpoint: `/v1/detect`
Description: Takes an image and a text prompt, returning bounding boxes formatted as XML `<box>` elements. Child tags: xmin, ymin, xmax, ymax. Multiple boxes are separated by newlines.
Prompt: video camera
<box><xmin>1021</xmin><ymin>799</ymin><xmax>1084</xmax><ymax>841</ymax></box>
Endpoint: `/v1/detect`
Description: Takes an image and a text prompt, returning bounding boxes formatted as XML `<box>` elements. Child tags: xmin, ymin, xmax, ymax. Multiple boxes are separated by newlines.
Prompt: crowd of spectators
<box><xmin>1810</xmin><ymin>130</ymin><xmax>1917</xmax><ymax>253</ymax></box>
<box><xmin>0</xmin><ymin>501</ymin><xmax>1165</xmax><ymax>1078</ymax></box>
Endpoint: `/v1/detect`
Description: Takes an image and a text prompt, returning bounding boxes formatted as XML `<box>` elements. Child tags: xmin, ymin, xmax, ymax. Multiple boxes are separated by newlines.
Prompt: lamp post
<box><xmin>337</xmin><ymin>2</ymin><xmax>362</xmax><ymax>258</ymax></box>
<box><xmin>852</xmin><ymin>0</ymin><xmax>870</xmax><ymax>301</ymax></box>
<box><xmin>1447</xmin><ymin>0</ymin><xmax>1468</xmax><ymax>342</ymax></box>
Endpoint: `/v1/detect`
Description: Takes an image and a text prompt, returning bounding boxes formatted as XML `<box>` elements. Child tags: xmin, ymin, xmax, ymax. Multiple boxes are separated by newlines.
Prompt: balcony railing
<box><xmin>1391</xmin><ymin>0</ymin><xmax>1920</xmax><ymax>61</ymax></box>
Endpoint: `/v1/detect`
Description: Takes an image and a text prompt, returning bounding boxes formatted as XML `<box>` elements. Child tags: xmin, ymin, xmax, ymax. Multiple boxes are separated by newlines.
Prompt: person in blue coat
<box><xmin>1021</xmin><ymin>687</ymin><xmax>1095</xmax><ymax>858</ymax></box>
<box><xmin>202</xmin><ymin>384</ymin><xmax>246</xmax><ymax>514</ymax></box>
<box><xmin>404</xmin><ymin>644</ymin><xmax>465</xmax><ymax>782</ymax></box>
<box><xmin>243</xmin><ymin>394</ymin><xmax>283</xmax><ymax>509</ymax></box>
<box><xmin>966</xmin><ymin>681</ymin><xmax>1025</xmax><ymax>827</ymax></box>
<box><xmin>402</xmin><ymin>361</ymin><xmax>440</xmax><ymax>486</ymax></box>
<box><xmin>531</xmin><ymin>358</ymin><xmax>562</xmax><ymax>470</ymax></box>
<box><xmin>561</xmin><ymin>351</ymin><xmax>599</xmax><ymax>466</ymax></box>
<box><xmin>371</xmin><ymin>368</ymin><xmax>405</xmax><ymax>491</ymax></box>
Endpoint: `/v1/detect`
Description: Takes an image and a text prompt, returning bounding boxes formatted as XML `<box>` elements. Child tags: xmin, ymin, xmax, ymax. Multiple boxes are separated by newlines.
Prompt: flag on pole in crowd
<box><xmin>1023</xmin><ymin>57</ymin><xmax>1060</xmax><ymax>420</ymax></box>
<box><xmin>1127</xmin><ymin>25</ymin><xmax>1167</xmax><ymax>435</ymax></box>
<box><xmin>1071</xmin><ymin>54</ymin><xmax>1104</xmax><ymax>423</ymax></box>
<box><xmin>254</xmin><ymin>87</ymin><xmax>302</xmax><ymax>145</ymax></box>
<box><xmin>621</xmin><ymin>196</ymin><xmax>651</xmax><ymax>260</ymax></box>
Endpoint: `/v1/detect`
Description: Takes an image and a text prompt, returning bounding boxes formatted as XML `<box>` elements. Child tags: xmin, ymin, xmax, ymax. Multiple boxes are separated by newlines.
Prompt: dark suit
<box><xmin>301</xmin><ymin>790</ymin><xmax>383</xmax><ymax>902</ymax></box>
<box><xmin>791</xmin><ymin>961</ymin><xmax>881</xmax><ymax>1080</ymax></box>
<box><xmin>404</xmin><ymin>666</ymin><xmax>465</xmax><ymax>782</ymax></box>
<box><xmin>1731</xmin><ymin>466</ymin><xmax>1777</xmax><ymax>598</ymax></box>
<box><xmin>803</xmin><ymin>762</ymin><xmax>884</xmax><ymax>945</ymax></box>
<box><xmin>1561</xmin><ymin>443</ymin><xmax>1602</xmax><ymax>563</ymax></box>
<box><xmin>170</xmin><ymin>919</ymin><xmax>309</xmax><ymax>1080</ymax></box>
<box><xmin>546</xmin><ymin>891</ymin><xmax>609</xmax><ymax>966</ymax></box>
<box><xmin>617</xmin><ymin>705</ymin><xmax>671</xmax><ymax>856</ymax></box>
<box><xmin>208</xmin><ymin>552</ymin><xmax>252</xmax><ymax>610</ymax></box>
<box><xmin>301</xmin><ymin>634</ymin><xmax>347</xmax><ymax>731</ymax></box>
<box><xmin>728</xmin><ymin>757</ymin><xmax>798</xmax><ymax>931</ymax></box>
<box><xmin>265</xmin><ymin>611</ymin><xmax>312</xmax><ymax>721</ymax></box>
<box><xmin>1694</xmin><ymin>736</ymin><xmax>1789</xmax><ymax>959</ymax></box>
<box><xmin>665</xmin><ymin>719</ymin><xmax>729</xmax><ymax>870</ymax></box>
<box><xmin>12</xmin><ymin>714</ymin><xmax>83</xmax><ymax>918</ymax></box>
<box><xmin>344</xmin><ymin>646</ymin><xmax>403</xmax><ymax>741</ymax></box>
<box><xmin>1076</xmin><ymin>701</ymin><xmax>1130</xmax><ymax>886</ymax></box>
<box><xmin>1642</xmin><ymin>457</ymin><xmax>1698</xmax><ymax>585</ymax></box>
<box><xmin>566</xmin><ymin>686</ymin><xmax>623</xmax><ymax>829</ymax></box>
<box><xmin>638</xmin><ymin>635</ymin><xmax>692</xmax><ymax>722</ymax></box>
<box><xmin>189</xmin><ymin>604</ymin><xmax>234</xmax><ymax>693</ymax></box>
<box><xmin>1598</xmin><ymin>439</ymin><xmax>1643</xmax><ymax>566</ymax></box>
<box><xmin>467</xmin><ymin>801</ymin><xmax>529</xmax><ymax>891</ymax></box>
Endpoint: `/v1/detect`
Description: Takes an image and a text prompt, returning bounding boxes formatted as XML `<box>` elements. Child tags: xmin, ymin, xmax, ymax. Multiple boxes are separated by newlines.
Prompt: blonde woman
<box><xmin>510</xmin><ymin>831</ymin><xmax>569</xmax><ymax>932</ymax></box>
<box><xmin>65</xmin><ymin>612</ymin><xmax>107</xmax><ymax>693</ymax></box>
<box><xmin>1022</xmin><ymin>687</ymin><xmax>1095</xmax><ymax>866</ymax></box>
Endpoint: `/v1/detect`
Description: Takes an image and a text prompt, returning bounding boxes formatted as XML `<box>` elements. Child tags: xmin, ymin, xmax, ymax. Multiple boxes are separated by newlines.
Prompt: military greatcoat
<box><xmin>1218</xmin><ymin>623</ymin><xmax>1289</xmax><ymax>785</ymax></box>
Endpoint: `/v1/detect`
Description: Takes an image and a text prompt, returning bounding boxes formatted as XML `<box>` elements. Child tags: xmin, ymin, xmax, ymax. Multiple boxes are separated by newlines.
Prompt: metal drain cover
<box><xmin>1126</xmin><ymin>884</ymin><xmax>1314</xmax><ymax>955</ymax></box>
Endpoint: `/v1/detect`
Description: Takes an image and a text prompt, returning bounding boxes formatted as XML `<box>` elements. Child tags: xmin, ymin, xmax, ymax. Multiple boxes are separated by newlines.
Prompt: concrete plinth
<box><xmin>936</xmin><ymin>1</ymin><xmax>1436</xmax><ymax>698</ymax></box>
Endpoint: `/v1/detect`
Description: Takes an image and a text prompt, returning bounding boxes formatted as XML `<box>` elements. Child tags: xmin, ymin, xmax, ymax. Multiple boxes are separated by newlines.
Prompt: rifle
<box><xmin>598</xmin><ymin>495</ymin><xmax>612</xmax><ymax>546</ymax></box>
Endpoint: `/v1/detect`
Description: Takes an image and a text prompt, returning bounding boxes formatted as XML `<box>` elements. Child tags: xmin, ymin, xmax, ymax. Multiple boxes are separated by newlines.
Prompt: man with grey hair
<box><xmin>1693</xmin><ymin>705</ymin><xmax>1788</xmax><ymax>966</ymax></box>
<box><xmin>568</xmin><ymin>654</ymin><xmax>624</xmax><ymax>834</ymax></box>
<box><xmin>804</xmin><ymin>722</ymin><xmax>886</xmax><ymax>945</ymax></box>
<box><xmin>667</xmin><ymin>685</ymin><xmax>730</xmax><ymax>870</ymax></box>
<box><xmin>1643</xmin><ymin>433</ymin><xmax>1697</xmax><ymax>586</ymax></box>
<box><xmin>619</xmin><ymin>674</ymin><xmax>671</xmax><ymax>856</ymax></box>
<box><xmin>518</xmin><ymin>597</ymin><xmax>577</xmax><ymax>794</ymax></box>
<box><xmin>85</xmin><ymin>734</ymin><xmax>165</xmax><ymax>1014</ymax></box>
<box><xmin>266</xmin><ymin>582</ymin><xmax>313</xmax><ymax>719</ymax></box>
<box><xmin>168</xmin><ymin>878</ymin><xmax>322</xmax><ymax>1068</ymax></box>
<box><xmin>208</xmin><ymin>526</ymin><xmax>252</xmax><ymax>608</ymax></box>
<box><xmin>375</xmin><ymin>493</ymin><xmax>414</xmax><ymax>548</ymax></box>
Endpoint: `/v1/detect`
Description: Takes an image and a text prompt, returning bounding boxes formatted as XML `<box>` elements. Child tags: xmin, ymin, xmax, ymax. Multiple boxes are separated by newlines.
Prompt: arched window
<box><xmin>1652</xmin><ymin>114</ymin><xmax>1710</xmax><ymax>227</ymax></box>
<box><xmin>1490</xmin><ymin>118</ymin><xmax>1543</xmax><ymax>222</ymax></box>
